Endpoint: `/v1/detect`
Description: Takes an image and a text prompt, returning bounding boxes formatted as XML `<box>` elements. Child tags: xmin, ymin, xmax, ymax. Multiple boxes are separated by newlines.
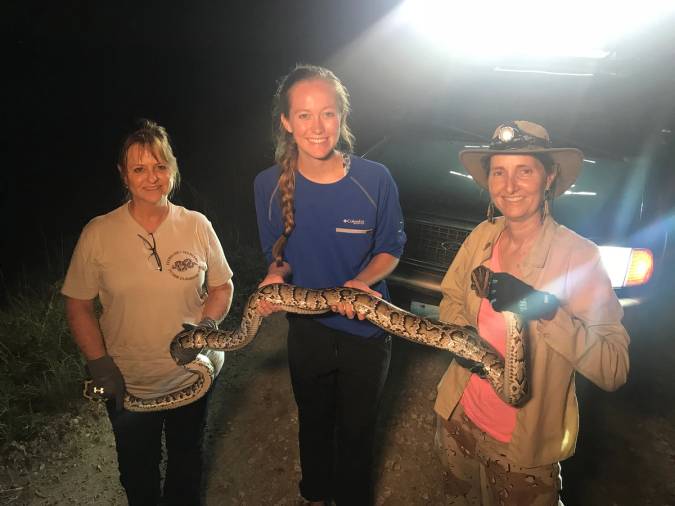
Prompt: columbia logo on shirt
<box><xmin>343</xmin><ymin>218</ymin><xmax>366</xmax><ymax>225</ymax></box>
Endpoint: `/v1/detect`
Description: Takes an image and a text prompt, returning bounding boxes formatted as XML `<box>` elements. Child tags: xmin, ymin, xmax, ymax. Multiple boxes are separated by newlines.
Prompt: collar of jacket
<box><xmin>477</xmin><ymin>215</ymin><xmax>557</xmax><ymax>285</ymax></box>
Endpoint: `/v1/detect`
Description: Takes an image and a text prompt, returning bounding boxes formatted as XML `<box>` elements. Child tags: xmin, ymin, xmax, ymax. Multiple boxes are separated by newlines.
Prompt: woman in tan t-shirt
<box><xmin>62</xmin><ymin>119</ymin><xmax>234</xmax><ymax>506</ymax></box>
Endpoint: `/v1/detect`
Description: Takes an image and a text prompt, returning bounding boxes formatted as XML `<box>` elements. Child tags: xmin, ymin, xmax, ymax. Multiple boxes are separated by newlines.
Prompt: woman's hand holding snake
<box><xmin>331</xmin><ymin>279</ymin><xmax>382</xmax><ymax>320</ymax></box>
<box><xmin>257</xmin><ymin>274</ymin><xmax>286</xmax><ymax>316</ymax></box>
<box><xmin>488</xmin><ymin>272</ymin><xmax>559</xmax><ymax>321</ymax></box>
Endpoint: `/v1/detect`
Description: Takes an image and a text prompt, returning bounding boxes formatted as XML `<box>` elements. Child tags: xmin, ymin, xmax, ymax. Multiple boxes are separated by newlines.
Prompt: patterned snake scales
<box><xmin>84</xmin><ymin>266</ymin><xmax>529</xmax><ymax>411</ymax></box>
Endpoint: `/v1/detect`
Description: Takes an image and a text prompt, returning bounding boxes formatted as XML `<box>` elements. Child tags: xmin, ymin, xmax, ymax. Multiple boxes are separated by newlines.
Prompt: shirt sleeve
<box><xmin>254</xmin><ymin>171</ymin><xmax>283</xmax><ymax>265</ymax></box>
<box><xmin>372</xmin><ymin>167</ymin><xmax>406</xmax><ymax>258</ymax></box>
<box><xmin>203</xmin><ymin>217</ymin><xmax>233</xmax><ymax>287</ymax></box>
<box><xmin>537</xmin><ymin>243</ymin><xmax>630</xmax><ymax>392</ymax></box>
<box><xmin>61</xmin><ymin>221</ymin><xmax>100</xmax><ymax>300</ymax></box>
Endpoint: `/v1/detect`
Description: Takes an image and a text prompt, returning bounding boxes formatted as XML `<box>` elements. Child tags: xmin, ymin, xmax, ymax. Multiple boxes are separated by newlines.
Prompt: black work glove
<box><xmin>170</xmin><ymin>317</ymin><xmax>217</xmax><ymax>366</ymax></box>
<box><xmin>454</xmin><ymin>355</ymin><xmax>488</xmax><ymax>378</ymax></box>
<box><xmin>488</xmin><ymin>272</ymin><xmax>559</xmax><ymax>321</ymax></box>
<box><xmin>86</xmin><ymin>355</ymin><xmax>125</xmax><ymax>411</ymax></box>
<box><xmin>197</xmin><ymin>317</ymin><xmax>218</xmax><ymax>330</ymax></box>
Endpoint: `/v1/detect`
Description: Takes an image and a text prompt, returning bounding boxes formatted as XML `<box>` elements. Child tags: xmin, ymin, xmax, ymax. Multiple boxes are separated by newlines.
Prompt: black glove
<box><xmin>171</xmin><ymin>318</ymin><xmax>219</xmax><ymax>365</ymax></box>
<box><xmin>197</xmin><ymin>317</ymin><xmax>219</xmax><ymax>330</ymax></box>
<box><xmin>454</xmin><ymin>355</ymin><xmax>488</xmax><ymax>378</ymax></box>
<box><xmin>86</xmin><ymin>355</ymin><xmax>125</xmax><ymax>411</ymax></box>
<box><xmin>488</xmin><ymin>272</ymin><xmax>559</xmax><ymax>321</ymax></box>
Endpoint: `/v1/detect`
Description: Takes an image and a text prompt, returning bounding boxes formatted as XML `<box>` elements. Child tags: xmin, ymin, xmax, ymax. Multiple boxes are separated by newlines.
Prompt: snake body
<box><xmin>83</xmin><ymin>354</ymin><xmax>214</xmax><ymax>412</ymax></box>
<box><xmin>84</xmin><ymin>267</ymin><xmax>530</xmax><ymax>411</ymax></box>
<box><xmin>470</xmin><ymin>266</ymin><xmax>529</xmax><ymax>403</ymax></box>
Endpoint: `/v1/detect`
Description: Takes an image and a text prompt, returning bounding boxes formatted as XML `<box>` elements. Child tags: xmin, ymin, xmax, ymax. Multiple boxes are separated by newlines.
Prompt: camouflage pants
<box><xmin>434</xmin><ymin>406</ymin><xmax>563</xmax><ymax>506</ymax></box>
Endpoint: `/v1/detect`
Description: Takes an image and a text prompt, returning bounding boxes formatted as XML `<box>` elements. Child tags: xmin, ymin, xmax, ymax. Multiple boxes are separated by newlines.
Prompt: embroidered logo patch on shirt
<box><xmin>167</xmin><ymin>251</ymin><xmax>205</xmax><ymax>280</ymax></box>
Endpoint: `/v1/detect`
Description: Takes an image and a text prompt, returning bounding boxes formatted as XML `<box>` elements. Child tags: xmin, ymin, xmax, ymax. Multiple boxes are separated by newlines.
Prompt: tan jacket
<box><xmin>433</xmin><ymin>216</ymin><xmax>630</xmax><ymax>467</ymax></box>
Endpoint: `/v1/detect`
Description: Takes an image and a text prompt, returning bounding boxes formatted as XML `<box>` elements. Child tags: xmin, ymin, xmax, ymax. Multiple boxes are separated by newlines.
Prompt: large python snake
<box><xmin>83</xmin><ymin>354</ymin><xmax>215</xmax><ymax>412</ymax></box>
<box><xmin>84</xmin><ymin>266</ymin><xmax>529</xmax><ymax>411</ymax></box>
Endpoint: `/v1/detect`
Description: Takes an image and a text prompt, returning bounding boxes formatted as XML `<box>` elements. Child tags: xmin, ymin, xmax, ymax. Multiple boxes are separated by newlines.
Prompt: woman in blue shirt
<box><xmin>254</xmin><ymin>64</ymin><xmax>406</xmax><ymax>506</ymax></box>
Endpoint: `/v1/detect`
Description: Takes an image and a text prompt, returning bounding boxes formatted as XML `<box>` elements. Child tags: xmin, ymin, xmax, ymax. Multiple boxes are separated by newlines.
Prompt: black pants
<box><xmin>106</xmin><ymin>393</ymin><xmax>209</xmax><ymax>506</ymax></box>
<box><xmin>287</xmin><ymin>316</ymin><xmax>392</xmax><ymax>506</ymax></box>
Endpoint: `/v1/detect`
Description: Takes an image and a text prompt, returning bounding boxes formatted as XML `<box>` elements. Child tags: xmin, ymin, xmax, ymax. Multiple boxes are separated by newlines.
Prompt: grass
<box><xmin>0</xmin><ymin>241</ymin><xmax>266</xmax><ymax>448</ymax></box>
<box><xmin>0</xmin><ymin>280</ymin><xmax>82</xmax><ymax>445</ymax></box>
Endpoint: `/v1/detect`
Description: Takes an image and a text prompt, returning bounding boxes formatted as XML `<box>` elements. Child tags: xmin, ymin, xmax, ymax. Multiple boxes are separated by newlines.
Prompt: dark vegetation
<box><xmin>0</xmin><ymin>279</ymin><xmax>80</xmax><ymax>445</ymax></box>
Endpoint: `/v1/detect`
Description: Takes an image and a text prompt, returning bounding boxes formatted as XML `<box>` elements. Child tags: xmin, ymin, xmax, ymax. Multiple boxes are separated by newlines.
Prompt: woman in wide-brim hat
<box><xmin>433</xmin><ymin>120</ymin><xmax>630</xmax><ymax>505</ymax></box>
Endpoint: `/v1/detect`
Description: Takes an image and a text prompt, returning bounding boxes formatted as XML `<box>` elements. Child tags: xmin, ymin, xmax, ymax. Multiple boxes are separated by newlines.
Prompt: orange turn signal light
<box><xmin>625</xmin><ymin>248</ymin><xmax>654</xmax><ymax>286</ymax></box>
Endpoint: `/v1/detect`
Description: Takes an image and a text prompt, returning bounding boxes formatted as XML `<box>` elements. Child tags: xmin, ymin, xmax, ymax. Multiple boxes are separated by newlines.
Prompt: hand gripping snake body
<box><xmin>84</xmin><ymin>266</ymin><xmax>530</xmax><ymax>411</ymax></box>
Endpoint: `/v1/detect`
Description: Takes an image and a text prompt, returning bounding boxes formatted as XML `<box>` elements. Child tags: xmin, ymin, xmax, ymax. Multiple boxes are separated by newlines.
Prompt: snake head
<box><xmin>471</xmin><ymin>265</ymin><xmax>493</xmax><ymax>299</ymax></box>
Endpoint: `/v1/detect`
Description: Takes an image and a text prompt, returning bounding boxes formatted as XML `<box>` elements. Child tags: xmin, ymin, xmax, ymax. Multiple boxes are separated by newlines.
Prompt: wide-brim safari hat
<box><xmin>459</xmin><ymin>120</ymin><xmax>584</xmax><ymax>197</ymax></box>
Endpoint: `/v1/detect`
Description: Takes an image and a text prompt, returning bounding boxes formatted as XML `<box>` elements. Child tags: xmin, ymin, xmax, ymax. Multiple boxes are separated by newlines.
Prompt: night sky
<box><xmin>4</xmin><ymin>1</ymin><xmax>675</xmax><ymax>286</ymax></box>
<box><xmin>5</xmin><ymin>1</ymin><xmax>404</xmax><ymax>283</ymax></box>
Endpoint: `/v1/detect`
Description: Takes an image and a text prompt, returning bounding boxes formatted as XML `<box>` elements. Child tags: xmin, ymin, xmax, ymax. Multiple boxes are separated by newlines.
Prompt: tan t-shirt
<box><xmin>62</xmin><ymin>202</ymin><xmax>233</xmax><ymax>398</ymax></box>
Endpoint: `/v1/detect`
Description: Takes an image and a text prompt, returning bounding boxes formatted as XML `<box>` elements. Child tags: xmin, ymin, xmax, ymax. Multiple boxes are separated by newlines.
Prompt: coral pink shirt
<box><xmin>460</xmin><ymin>236</ymin><xmax>517</xmax><ymax>442</ymax></box>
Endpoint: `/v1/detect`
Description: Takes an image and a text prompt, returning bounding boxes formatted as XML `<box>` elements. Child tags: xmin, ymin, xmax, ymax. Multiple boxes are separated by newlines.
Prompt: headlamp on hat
<box><xmin>490</xmin><ymin>122</ymin><xmax>551</xmax><ymax>150</ymax></box>
<box><xmin>497</xmin><ymin>125</ymin><xmax>516</xmax><ymax>144</ymax></box>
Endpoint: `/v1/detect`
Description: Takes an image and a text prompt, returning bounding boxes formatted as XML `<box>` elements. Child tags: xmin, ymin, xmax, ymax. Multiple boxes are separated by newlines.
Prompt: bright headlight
<box><xmin>398</xmin><ymin>0</ymin><xmax>675</xmax><ymax>60</ymax></box>
<box><xmin>598</xmin><ymin>246</ymin><xmax>654</xmax><ymax>288</ymax></box>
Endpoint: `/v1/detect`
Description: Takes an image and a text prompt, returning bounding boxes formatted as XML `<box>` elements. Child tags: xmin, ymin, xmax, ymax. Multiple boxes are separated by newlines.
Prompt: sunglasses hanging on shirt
<box><xmin>138</xmin><ymin>233</ymin><xmax>163</xmax><ymax>272</ymax></box>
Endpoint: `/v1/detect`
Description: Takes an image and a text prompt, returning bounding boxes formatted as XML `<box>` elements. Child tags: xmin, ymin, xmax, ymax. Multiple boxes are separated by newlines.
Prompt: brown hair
<box><xmin>270</xmin><ymin>64</ymin><xmax>355</xmax><ymax>265</ymax></box>
<box><xmin>117</xmin><ymin>118</ymin><xmax>181</xmax><ymax>199</ymax></box>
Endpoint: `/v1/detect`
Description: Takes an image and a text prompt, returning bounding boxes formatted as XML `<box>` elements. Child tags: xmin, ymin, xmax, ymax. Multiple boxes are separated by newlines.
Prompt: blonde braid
<box><xmin>271</xmin><ymin>142</ymin><xmax>297</xmax><ymax>265</ymax></box>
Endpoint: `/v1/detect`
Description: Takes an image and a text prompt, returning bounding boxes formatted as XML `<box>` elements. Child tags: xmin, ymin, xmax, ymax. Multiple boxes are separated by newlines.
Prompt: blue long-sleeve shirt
<box><xmin>254</xmin><ymin>155</ymin><xmax>406</xmax><ymax>337</ymax></box>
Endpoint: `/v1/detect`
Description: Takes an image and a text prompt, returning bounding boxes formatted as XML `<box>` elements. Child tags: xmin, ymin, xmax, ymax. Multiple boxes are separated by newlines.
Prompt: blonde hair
<box><xmin>117</xmin><ymin>119</ymin><xmax>181</xmax><ymax>199</ymax></box>
<box><xmin>270</xmin><ymin>64</ymin><xmax>355</xmax><ymax>265</ymax></box>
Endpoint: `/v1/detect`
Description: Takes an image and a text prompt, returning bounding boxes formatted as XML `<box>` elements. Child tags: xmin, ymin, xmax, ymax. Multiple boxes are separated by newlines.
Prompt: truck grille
<box><xmin>402</xmin><ymin>219</ymin><xmax>471</xmax><ymax>272</ymax></box>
